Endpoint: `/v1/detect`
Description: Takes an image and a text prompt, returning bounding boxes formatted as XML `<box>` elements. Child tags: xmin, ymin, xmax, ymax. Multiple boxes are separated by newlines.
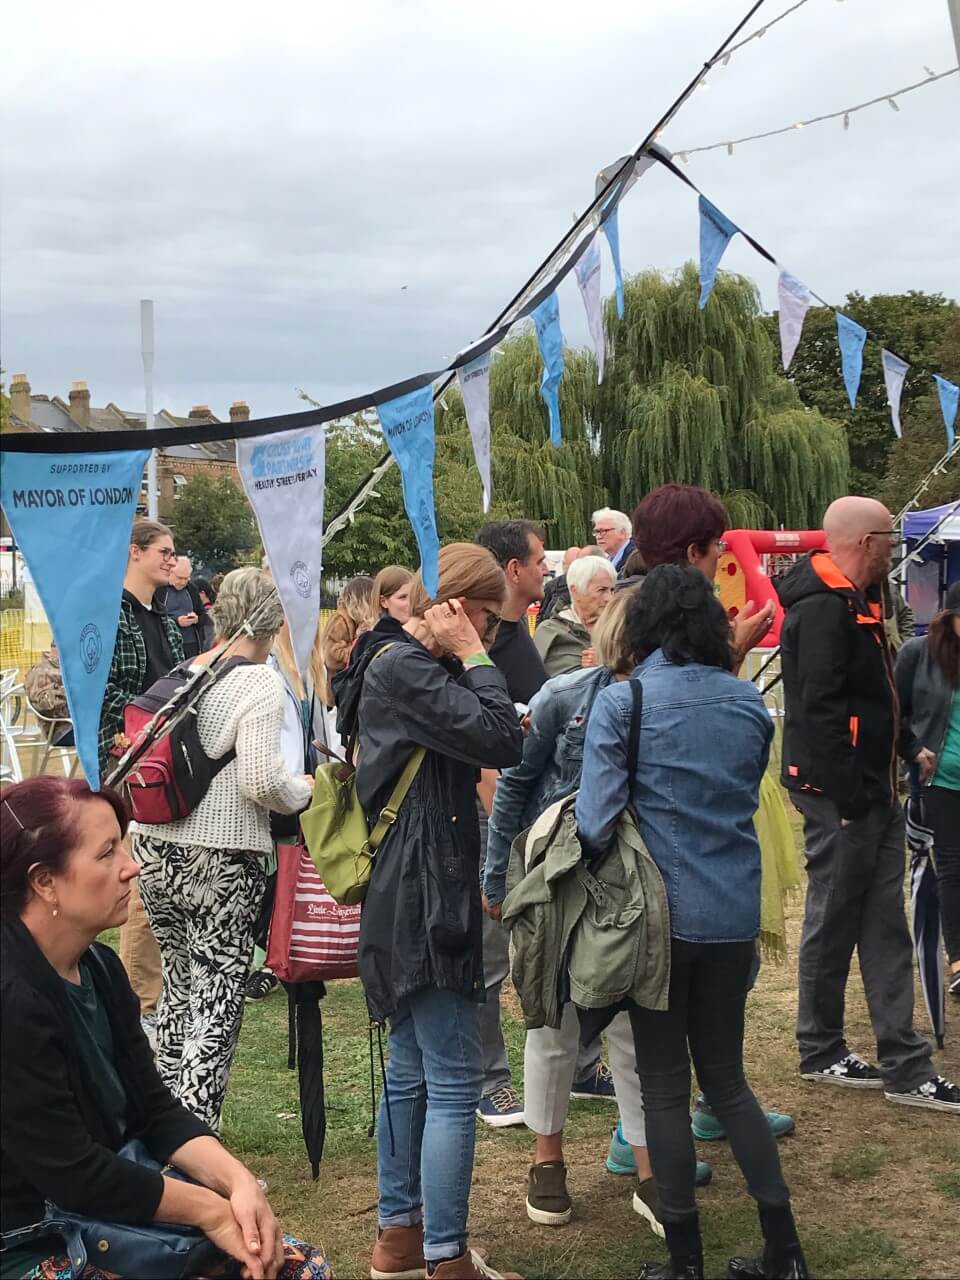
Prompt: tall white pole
<box><xmin>141</xmin><ymin>299</ymin><xmax>157</xmax><ymax>518</ymax></box>
<box><xmin>950</xmin><ymin>0</ymin><xmax>960</xmax><ymax>68</ymax></box>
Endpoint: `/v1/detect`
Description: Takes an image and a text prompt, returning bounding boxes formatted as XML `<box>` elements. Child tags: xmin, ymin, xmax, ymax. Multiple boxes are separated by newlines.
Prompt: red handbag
<box><xmin>267</xmin><ymin>842</ymin><xmax>361</xmax><ymax>982</ymax></box>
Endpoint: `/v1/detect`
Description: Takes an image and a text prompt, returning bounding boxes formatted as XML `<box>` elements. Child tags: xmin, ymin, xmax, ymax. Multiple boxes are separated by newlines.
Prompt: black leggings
<box><xmin>927</xmin><ymin>786</ymin><xmax>960</xmax><ymax>963</ymax></box>
<box><xmin>629</xmin><ymin>938</ymin><xmax>790</xmax><ymax>1223</ymax></box>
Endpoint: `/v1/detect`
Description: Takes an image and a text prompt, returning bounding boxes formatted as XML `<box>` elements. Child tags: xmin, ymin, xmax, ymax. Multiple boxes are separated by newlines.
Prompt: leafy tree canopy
<box><xmin>170</xmin><ymin>472</ymin><xmax>260</xmax><ymax>574</ymax></box>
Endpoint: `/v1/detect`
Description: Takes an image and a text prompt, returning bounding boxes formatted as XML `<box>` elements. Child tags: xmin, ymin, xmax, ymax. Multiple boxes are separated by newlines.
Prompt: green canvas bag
<box><xmin>301</xmin><ymin>645</ymin><xmax>425</xmax><ymax>905</ymax></box>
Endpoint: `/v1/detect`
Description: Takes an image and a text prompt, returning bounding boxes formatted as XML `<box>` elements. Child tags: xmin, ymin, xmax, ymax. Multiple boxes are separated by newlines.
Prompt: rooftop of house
<box><xmin>4</xmin><ymin>377</ymin><xmax>242</xmax><ymax>463</ymax></box>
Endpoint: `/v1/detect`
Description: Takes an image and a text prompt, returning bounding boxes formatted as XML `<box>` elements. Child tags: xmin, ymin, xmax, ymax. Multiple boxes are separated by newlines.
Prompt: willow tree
<box><xmin>596</xmin><ymin>263</ymin><xmax>848</xmax><ymax>527</ymax></box>
<box><xmin>436</xmin><ymin>330</ymin><xmax>605</xmax><ymax>546</ymax></box>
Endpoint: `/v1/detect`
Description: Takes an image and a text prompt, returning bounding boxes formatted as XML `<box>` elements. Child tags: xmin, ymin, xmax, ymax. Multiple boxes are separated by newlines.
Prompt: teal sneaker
<box><xmin>606</xmin><ymin>1124</ymin><xmax>712</xmax><ymax>1186</ymax></box>
<box><xmin>691</xmin><ymin>1104</ymin><xmax>795</xmax><ymax>1142</ymax></box>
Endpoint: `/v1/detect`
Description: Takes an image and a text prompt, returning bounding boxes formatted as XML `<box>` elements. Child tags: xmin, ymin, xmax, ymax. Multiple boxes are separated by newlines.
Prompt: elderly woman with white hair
<box><xmin>534</xmin><ymin>554</ymin><xmax>616</xmax><ymax>677</ymax></box>
<box><xmin>135</xmin><ymin>568</ymin><xmax>314</xmax><ymax>1129</ymax></box>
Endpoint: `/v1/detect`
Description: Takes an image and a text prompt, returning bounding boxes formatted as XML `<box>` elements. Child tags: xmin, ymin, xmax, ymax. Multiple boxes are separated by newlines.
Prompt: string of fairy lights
<box><xmin>671</xmin><ymin>66</ymin><xmax>958</xmax><ymax>161</ymax></box>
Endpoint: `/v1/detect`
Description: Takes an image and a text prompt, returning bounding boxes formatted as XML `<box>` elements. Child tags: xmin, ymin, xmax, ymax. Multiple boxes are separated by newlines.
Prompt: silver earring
<box><xmin>51</xmin><ymin>906</ymin><xmax>59</xmax><ymax>918</ymax></box>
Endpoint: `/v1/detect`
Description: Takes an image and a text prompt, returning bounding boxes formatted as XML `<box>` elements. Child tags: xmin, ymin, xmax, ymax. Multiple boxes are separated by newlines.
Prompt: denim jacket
<box><xmin>575</xmin><ymin>650</ymin><xmax>773</xmax><ymax>943</ymax></box>
<box><xmin>484</xmin><ymin>666</ymin><xmax>613</xmax><ymax>905</ymax></box>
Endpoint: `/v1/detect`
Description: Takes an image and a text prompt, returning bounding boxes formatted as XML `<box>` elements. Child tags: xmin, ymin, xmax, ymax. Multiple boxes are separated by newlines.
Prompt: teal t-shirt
<box><xmin>1</xmin><ymin>960</ymin><xmax>128</xmax><ymax>1279</ymax></box>
<box><xmin>932</xmin><ymin>689</ymin><xmax>960</xmax><ymax>790</ymax></box>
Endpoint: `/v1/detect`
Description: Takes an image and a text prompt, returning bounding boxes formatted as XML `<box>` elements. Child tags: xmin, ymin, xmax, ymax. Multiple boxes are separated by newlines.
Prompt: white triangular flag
<box><xmin>777</xmin><ymin>271</ymin><xmax>815</xmax><ymax>371</ymax></box>
<box><xmin>881</xmin><ymin>349</ymin><xmax>909</xmax><ymax>439</ymax></box>
<box><xmin>575</xmin><ymin>235</ymin><xmax>605</xmax><ymax>383</ymax></box>
<box><xmin>457</xmin><ymin>353</ymin><xmax>493</xmax><ymax>511</ymax></box>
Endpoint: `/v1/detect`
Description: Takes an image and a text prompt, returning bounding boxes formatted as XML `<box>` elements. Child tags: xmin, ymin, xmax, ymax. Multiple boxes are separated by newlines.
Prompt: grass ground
<box><xmin>215</xmin><ymin>884</ymin><xmax>959</xmax><ymax>1280</ymax></box>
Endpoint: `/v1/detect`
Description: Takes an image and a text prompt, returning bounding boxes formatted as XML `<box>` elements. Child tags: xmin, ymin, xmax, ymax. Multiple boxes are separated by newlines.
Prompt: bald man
<box><xmin>776</xmin><ymin>498</ymin><xmax>957</xmax><ymax>1113</ymax></box>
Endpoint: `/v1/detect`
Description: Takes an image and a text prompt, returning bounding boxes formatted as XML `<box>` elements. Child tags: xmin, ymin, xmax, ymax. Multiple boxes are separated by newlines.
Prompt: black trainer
<box><xmin>638</xmin><ymin>1264</ymin><xmax>702</xmax><ymax>1279</ymax></box>
<box><xmin>727</xmin><ymin>1244</ymin><xmax>809</xmax><ymax>1278</ymax></box>
<box><xmin>884</xmin><ymin>1075</ymin><xmax>960</xmax><ymax>1114</ymax></box>
<box><xmin>800</xmin><ymin>1051</ymin><xmax>882</xmax><ymax>1088</ymax></box>
<box><xmin>245</xmin><ymin>968</ymin><xmax>279</xmax><ymax>1002</ymax></box>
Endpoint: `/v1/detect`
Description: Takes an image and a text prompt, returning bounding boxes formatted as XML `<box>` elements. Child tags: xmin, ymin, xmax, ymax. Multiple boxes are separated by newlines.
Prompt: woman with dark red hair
<box><xmin>632</xmin><ymin>484</ymin><xmax>776</xmax><ymax>660</ymax></box>
<box><xmin>0</xmin><ymin>776</ymin><xmax>329</xmax><ymax>1280</ymax></box>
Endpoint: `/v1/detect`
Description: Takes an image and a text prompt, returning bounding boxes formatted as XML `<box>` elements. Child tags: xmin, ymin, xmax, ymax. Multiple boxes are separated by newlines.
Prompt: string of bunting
<box><xmin>644</xmin><ymin>148</ymin><xmax>959</xmax><ymax>452</ymax></box>
<box><xmin>671</xmin><ymin>66</ymin><xmax>959</xmax><ymax>159</ymax></box>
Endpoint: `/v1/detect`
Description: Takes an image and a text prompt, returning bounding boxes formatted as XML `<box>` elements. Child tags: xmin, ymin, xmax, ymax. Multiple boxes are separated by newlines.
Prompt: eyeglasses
<box><xmin>158</xmin><ymin>549</ymin><xmax>178</xmax><ymax>562</ymax></box>
<box><xmin>593</xmin><ymin>527</ymin><xmax>616</xmax><ymax>536</ymax></box>
<box><xmin>863</xmin><ymin>530</ymin><xmax>898</xmax><ymax>543</ymax></box>
<box><xmin>479</xmin><ymin>608</ymin><xmax>502</xmax><ymax>639</ymax></box>
<box><xmin>715</xmin><ymin>538</ymin><xmax>728</xmax><ymax>553</ymax></box>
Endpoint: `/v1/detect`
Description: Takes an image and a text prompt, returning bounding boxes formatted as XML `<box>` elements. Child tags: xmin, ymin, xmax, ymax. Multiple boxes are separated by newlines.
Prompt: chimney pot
<box><xmin>188</xmin><ymin>404</ymin><xmax>211</xmax><ymax>421</ymax></box>
<box><xmin>69</xmin><ymin>380</ymin><xmax>91</xmax><ymax>428</ymax></box>
<box><xmin>229</xmin><ymin>399</ymin><xmax>250</xmax><ymax>422</ymax></box>
<box><xmin>9</xmin><ymin>374</ymin><xmax>32</xmax><ymax>423</ymax></box>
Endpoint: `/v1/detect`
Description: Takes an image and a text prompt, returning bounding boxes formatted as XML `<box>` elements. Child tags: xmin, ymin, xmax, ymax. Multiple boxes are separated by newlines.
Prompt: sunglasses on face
<box><xmin>479</xmin><ymin>608</ymin><xmax>502</xmax><ymax>639</ymax></box>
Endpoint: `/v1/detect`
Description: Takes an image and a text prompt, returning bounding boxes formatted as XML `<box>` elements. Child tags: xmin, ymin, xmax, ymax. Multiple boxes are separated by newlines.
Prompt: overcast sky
<box><xmin>3</xmin><ymin>0</ymin><xmax>958</xmax><ymax>422</ymax></box>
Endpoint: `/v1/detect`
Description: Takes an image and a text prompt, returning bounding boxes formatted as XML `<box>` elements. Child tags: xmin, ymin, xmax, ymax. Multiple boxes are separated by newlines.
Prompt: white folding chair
<box><xmin>27</xmin><ymin>701</ymin><xmax>79</xmax><ymax>777</ymax></box>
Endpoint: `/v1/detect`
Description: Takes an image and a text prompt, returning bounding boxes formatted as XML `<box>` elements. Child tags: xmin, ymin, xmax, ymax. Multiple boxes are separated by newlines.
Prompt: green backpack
<box><xmin>300</xmin><ymin>645</ymin><xmax>425</xmax><ymax>906</ymax></box>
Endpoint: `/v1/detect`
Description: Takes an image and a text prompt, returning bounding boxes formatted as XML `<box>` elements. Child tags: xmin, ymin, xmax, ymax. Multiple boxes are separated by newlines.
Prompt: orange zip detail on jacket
<box><xmin>849</xmin><ymin>715</ymin><xmax>860</xmax><ymax>748</ymax></box>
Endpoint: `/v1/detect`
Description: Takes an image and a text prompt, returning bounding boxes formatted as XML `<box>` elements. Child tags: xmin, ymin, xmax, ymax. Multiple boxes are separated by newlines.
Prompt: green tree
<box><xmin>764</xmin><ymin>290</ymin><xmax>957</xmax><ymax>497</ymax></box>
<box><xmin>171</xmin><ymin>472</ymin><xmax>259</xmax><ymax>573</ymax></box>
<box><xmin>597</xmin><ymin>264</ymin><xmax>847</xmax><ymax>527</ymax></box>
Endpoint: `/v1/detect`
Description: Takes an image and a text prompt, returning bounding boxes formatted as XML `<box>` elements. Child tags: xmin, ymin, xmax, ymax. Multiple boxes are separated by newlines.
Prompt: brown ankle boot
<box><xmin>426</xmin><ymin>1248</ymin><xmax>523</xmax><ymax>1279</ymax></box>
<box><xmin>370</xmin><ymin>1223</ymin><xmax>426</xmax><ymax>1279</ymax></box>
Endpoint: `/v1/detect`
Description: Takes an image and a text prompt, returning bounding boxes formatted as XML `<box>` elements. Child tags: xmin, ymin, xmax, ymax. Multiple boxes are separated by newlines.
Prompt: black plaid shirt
<box><xmin>98</xmin><ymin>595</ymin><xmax>184</xmax><ymax>772</ymax></box>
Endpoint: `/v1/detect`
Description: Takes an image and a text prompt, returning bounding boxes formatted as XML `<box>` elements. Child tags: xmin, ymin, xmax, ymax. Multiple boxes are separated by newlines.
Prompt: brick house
<box><xmin>2</xmin><ymin>374</ymin><xmax>247</xmax><ymax>528</ymax></box>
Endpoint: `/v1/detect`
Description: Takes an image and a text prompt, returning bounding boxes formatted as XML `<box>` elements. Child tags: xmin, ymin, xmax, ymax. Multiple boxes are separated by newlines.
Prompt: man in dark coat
<box><xmin>777</xmin><ymin>495</ymin><xmax>957</xmax><ymax>1114</ymax></box>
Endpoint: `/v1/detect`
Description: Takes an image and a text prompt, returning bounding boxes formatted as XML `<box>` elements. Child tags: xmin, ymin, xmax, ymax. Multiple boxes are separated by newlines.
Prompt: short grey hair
<box><xmin>566</xmin><ymin>555</ymin><xmax>617</xmax><ymax>594</ymax></box>
<box><xmin>210</xmin><ymin>567</ymin><xmax>285</xmax><ymax>640</ymax></box>
<box><xmin>592</xmin><ymin>507</ymin><xmax>632</xmax><ymax>535</ymax></box>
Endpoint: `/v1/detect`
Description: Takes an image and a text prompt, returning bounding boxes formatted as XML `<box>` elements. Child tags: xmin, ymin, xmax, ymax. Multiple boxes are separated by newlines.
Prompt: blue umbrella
<box><xmin>906</xmin><ymin>794</ymin><xmax>946</xmax><ymax>1049</ymax></box>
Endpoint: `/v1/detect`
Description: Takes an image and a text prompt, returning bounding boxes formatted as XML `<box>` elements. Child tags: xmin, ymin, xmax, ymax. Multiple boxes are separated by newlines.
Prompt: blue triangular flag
<box><xmin>0</xmin><ymin>449</ymin><xmax>149</xmax><ymax>787</ymax></box>
<box><xmin>531</xmin><ymin>292</ymin><xmax>565</xmax><ymax>447</ymax></box>
<box><xmin>698</xmin><ymin>196</ymin><xmax>739</xmax><ymax>309</ymax></box>
<box><xmin>377</xmin><ymin>384</ymin><xmax>440</xmax><ymax>596</ymax></box>
<box><xmin>836</xmin><ymin>313</ymin><xmax>868</xmax><ymax>409</ymax></box>
<box><xmin>601</xmin><ymin>208</ymin><xmax>625</xmax><ymax>319</ymax></box>
<box><xmin>934</xmin><ymin>374</ymin><xmax>959</xmax><ymax>452</ymax></box>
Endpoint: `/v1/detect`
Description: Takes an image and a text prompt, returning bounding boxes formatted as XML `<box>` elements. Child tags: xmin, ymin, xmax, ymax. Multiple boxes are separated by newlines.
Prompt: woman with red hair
<box><xmin>0</xmin><ymin>776</ymin><xmax>329</xmax><ymax>1280</ymax></box>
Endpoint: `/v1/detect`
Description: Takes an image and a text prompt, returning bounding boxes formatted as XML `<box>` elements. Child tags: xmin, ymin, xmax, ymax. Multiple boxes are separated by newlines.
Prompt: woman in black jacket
<box><xmin>0</xmin><ymin>775</ymin><xmax>328</xmax><ymax>1280</ymax></box>
<box><xmin>335</xmin><ymin>544</ymin><xmax>523</xmax><ymax>1280</ymax></box>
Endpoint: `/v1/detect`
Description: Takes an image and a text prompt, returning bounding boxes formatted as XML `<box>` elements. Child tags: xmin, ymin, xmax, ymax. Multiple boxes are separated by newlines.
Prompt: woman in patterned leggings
<box><xmin>134</xmin><ymin>568</ymin><xmax>314</xmax><ymax>1130</ymax></box>
<box><xmin>1</xmin><ymin>776</ymin><xmax>329</xmax><ymax>1280</ymax></box>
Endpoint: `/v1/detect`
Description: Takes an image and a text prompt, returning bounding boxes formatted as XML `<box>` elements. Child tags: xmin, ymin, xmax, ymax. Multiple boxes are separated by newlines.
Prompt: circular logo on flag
<box><xmin>290</xmin><ymin>560</ymin><xmax>311</xmax><ymax>599</ymax></box>
<box><xmin>80</xmin><ymin>623</ymin><xmax>103</xmax><ymax>674</ymax></box>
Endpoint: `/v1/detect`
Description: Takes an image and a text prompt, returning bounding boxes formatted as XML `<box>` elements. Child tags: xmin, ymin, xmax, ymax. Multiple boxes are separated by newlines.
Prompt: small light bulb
<box><xmin>727</xmin><ymin>143</ymin><xmax>734</xmax><ymax>155</ymax></box>
<box><xmin>756</xmin><ymin>26</ymin><xmax>767</xmax><ymax>37</ymax></box>
<box><xmin>843</xmin><ymin>112</ymin><xmax>850</xmax><ymax>130</ymax></box>
<box><xmin>722</xmin><ymin>52</ymin><xmax>731</xmax><ymax>66</ymax></box>
<box><xmin>794</xmin><ymin>122</ymin><xmax>804</xmax><ymax>129</ymax></box>
<box><xmin>699</xmin><ymin>80</ymin><xmax>709</xmax><ymax>91</ymax></box>
<box><xmin>678</xmin><ymin>153</ymin><xmax>689</xmax><ymax>165</ymax></box>
<box><xmin>888</xmin><ymin>97</ymin><xmax>900</xmax><ymax>112</ymax></box>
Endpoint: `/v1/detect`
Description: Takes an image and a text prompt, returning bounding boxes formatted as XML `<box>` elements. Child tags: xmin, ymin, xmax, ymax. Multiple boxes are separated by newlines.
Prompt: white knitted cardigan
<box><xmin>139</xmin><ymin>663</ymin><xmax>314</xmax><ymax>854</ymax></box>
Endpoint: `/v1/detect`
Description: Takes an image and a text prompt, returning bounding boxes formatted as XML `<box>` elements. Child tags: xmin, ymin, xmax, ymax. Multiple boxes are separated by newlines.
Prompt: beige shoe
<box><xmin>370</xmin><ymin>1223</ymin><xmax>426</xmax><ymax>1279</ymax></box>
<box><xmin>427</xmin><ymin>1248</ymin><xmax>522</xmax><ymax>1279</ymax></box>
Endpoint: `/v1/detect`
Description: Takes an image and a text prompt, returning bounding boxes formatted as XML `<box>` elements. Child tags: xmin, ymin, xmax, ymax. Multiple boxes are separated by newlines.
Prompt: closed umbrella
<box><xmin>290</xmin><ymin>981</ymin><xmax>327</xmax><ymax>1179</ymax></box>
<box><xmin>906</xmin><ymin>794</ymin><xmax>946</xmax><ymax>1050</ymax></box>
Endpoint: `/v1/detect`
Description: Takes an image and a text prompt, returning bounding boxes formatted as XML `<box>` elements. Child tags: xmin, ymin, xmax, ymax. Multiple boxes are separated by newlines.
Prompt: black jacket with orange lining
<box><xmin>775</xmin><ymin>550</ymin><xmax>903</xmax><ymax>821</ymax></box>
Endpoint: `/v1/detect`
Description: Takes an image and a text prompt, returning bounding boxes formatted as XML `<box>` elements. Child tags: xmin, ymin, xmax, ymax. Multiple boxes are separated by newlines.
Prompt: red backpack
<box><xmin>119</xmin><ymin>658</ymin><xmax>251</xmax><ymax>824</ymax></box>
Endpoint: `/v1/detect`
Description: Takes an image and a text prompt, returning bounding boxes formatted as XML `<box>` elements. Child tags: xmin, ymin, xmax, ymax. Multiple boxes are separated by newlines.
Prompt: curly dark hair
<box><xmin>625</xmin><ymin>564</ymin><xmax>735</xmax><ymax>670</ymax></box>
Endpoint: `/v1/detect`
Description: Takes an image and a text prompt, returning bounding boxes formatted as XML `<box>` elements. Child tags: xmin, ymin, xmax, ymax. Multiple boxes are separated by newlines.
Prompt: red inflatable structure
<box><xmin>716</xmin><ymin>529</ymin><xmax>825</xmax><ymax>647</ymax></box>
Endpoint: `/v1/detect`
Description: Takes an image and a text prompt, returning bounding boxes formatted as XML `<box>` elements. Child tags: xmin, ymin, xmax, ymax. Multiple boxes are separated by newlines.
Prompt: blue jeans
<box><xmin>377</xmin><ymin>987</ymin><xmax>483</xmax><ymax>1263</ymax></box>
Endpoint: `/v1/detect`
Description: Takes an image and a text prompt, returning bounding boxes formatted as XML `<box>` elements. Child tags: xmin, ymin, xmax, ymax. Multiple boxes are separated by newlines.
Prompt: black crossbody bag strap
<box><xmin>626</xmin><ymin>676</ymin><xmax>643</xmax><ymax>798</ymax></box>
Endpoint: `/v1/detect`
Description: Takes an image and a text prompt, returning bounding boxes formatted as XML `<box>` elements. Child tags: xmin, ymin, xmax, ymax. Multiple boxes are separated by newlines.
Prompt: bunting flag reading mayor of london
<box><xmin>0</xmin><ymin>450</ymin><xmax>150</xmax><ymax>788</ymax></box>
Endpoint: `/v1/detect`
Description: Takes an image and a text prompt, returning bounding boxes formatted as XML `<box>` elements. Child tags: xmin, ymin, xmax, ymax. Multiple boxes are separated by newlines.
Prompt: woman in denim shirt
<box><xmin>577</xmin><ymin>566</ymin><xmax>806</xmax><ymax>1280</ymax></box>
<box><xmin>486</xmin><ymin>598</ymin><xmax>698</xmax><ymax>1234</ymax></box>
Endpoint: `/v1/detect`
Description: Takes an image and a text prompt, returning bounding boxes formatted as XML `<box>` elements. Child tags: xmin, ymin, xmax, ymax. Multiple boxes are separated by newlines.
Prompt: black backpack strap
<box><xmin>626</xmin><ymin>676</ymin><xmax>643</xmax><ymax>797</ymax></box>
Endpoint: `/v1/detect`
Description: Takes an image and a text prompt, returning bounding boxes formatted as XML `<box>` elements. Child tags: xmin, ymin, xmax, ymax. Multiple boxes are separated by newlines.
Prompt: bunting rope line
<box><xmin>672</xmin><ymin>66</ymin><xmax>959</xmax><ymax>159</ymax></box>
<box><xmin>646</xmin><ymin>147</ymin><xmax>957</xmax><ymax>380</ymax></box>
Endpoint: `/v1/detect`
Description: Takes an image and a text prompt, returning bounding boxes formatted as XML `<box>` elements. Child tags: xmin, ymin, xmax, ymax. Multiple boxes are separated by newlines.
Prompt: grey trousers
<box><xmin>793</xmin><ymin>793</ymin><xmax>933</xmax><ymax>1091</ymax></box>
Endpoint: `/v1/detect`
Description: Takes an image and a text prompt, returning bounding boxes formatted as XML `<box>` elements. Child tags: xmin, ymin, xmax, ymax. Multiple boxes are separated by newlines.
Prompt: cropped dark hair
<box><xmin>476</xmin><ymin>520</ymin><xmax>546</xmax><ymax>570</ymax></box>
<box><xmin>626</xmin><ymin>564</ymin><xmax>735</xmax><ymax>671</ymax></box>
<box><xmin>1</xmin><ymin>778</ymin><xmax>130</xmax><ymax>917</ymax></box>
<box><xmin>632</xmin><ymin>484</ymin><xmax>729</xmax><ymax>568</ymax></box>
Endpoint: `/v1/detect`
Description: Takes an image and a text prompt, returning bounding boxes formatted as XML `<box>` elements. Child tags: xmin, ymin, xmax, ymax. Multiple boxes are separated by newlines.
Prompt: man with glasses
<box><xmin>777</xmin><ymin>496</ymin><xmax>958</xmax><ymax>1114</ymax></box>
<box><xmin>592</xmin><ymin>507</ymin><xmax>636</xmax><ymax>574</ymax></box>
<box><xmin>99</xmin><ymin>518</ymin><xmax>184</xmax><ymax>1042</ymax></box>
